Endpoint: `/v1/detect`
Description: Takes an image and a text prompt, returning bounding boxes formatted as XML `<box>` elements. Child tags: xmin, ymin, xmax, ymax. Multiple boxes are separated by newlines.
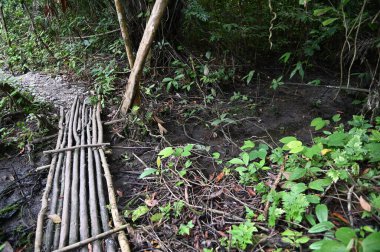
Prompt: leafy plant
<box><xmin>220</xmin><ymin>220</ymin><xmax>258</xmax><ymax>250</ymax></box>
<box><xmin>178</xmin><ymin>220</ymin><xmax>195</xmax><ymax>236</ymax></box>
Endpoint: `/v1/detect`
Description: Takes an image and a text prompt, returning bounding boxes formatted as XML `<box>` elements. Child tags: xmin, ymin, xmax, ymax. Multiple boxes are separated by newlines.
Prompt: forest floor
<box><xmin>0</xmin><ymin>69</ymin><xmax>362</xmax><ymax>251</ymax></box>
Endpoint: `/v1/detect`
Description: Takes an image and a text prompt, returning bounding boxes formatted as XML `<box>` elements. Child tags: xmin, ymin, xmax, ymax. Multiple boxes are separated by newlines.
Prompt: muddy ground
<box><xmin>0</xmin><ymin>70</ymin><xmax>361</xmax><ymax>250</ymax></box>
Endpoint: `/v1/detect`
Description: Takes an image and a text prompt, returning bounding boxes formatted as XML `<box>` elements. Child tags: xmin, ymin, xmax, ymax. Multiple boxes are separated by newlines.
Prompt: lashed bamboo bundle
<box><xmin>34</xmin><ymin>97</ymin><xmax>130</xmax><ymax>252</ymax></box>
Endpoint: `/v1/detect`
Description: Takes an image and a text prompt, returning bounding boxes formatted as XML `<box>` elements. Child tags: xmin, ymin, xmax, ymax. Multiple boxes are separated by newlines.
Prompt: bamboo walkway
<box><xmin>34</xmin><ymin>97</ymin><xmax>130</xmax><ymax>252</ymax></box>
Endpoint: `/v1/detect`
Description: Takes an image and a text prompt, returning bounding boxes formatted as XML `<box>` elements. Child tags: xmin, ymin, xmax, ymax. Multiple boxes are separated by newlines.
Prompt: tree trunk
<box><xmin>119</xmin><ymin>0</ymin><xmax>168</xmax><ymax>116</ymax></box>
<box><xmin>114</xmin><ymin>0</ymin><xmax>135</xmax><ymax>68</ymax></box>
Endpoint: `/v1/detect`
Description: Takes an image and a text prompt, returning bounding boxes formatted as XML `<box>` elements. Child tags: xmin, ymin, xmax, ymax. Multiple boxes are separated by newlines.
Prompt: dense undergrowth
<box><xmin>123</xmin><ymin>114</ymin><xmax>380</xmax><ymax>251</ymax></box>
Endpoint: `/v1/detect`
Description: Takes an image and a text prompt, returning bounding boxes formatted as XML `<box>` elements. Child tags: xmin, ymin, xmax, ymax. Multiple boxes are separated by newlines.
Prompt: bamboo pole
<box><xmin>43</xmin><ymin>143</ymin><xmax>110</xmax><ymax>154</ymax></box>
<box><xmin>79</xmin><ymin>105</ymin><xmax>89</xmax><ymax>252</ymax></box>
<box><xmin>86</xmin><ymin>108</ymin><xmax>102</xmax><ymax>252</ymax></box>
<box><xmin>52</xmin><ymin>224</ymin><xmax>128</xmax><ymax>252</ymax></box>
<box><xmin>34</xmin><ymin>107</ymin><xmax>65</xmax><ymax>252</ymax></box>
<box><xmin>119</xmin><ymin>0</ymin><xmax>169</xmax><ymax>115</ymax></box>
<box><xmin>69</xmin><ymin>102</ymin><xmax>82</xmax><ymax>244</ymax></box>
<box><xmin>96</xmin><ymin>104</ymin><xmax>131</xmax><ymax>252</ymax></box>
<box><xmin>91</xmin><ymin>106</ymin><xmax>116</xmax><ymax>252</ymax></box>
<box><xmin>59</xmin><ymin>97</ymin><xmax>78</xmax><ymax>248</ymax></box>
<box><xmin>45</xmin><ymin>110</ymin><xmax>70</xmax><ymax>251</ymax></box>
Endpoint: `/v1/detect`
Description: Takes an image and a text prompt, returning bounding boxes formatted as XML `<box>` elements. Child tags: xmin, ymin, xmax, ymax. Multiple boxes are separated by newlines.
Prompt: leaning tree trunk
<box><xmin>114</xmin><ymin>0</ymin><xmax>135</xmax><ymax>68</ymax></box>
<box><xmin>119</xmin><ymin>0</ymin><xmax>169</xmax><ymax>116</ymax></box>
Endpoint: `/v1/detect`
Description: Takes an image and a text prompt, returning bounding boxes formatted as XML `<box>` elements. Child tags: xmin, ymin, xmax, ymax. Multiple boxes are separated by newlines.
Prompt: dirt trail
<box><xmin>0</xmin><ymin>70</ymin><xmax>87</xmax><ymax>109</ymax></box>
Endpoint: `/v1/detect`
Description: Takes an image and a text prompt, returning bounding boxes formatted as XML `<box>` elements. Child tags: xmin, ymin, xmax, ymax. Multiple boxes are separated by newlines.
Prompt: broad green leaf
<box><xmin>332</xmin><ymin>114</ymin><xmax>341</xmax><ymax>122</ymax></box>
<box><xmin>291</xmin><ymin>183</ymin><xmax>308</xmax><ymax>193</ymax></box>
<box><xmin>139</xmin><ymin>168</ymin><xmax>157</xmax><ymax>179</ymax></box>
<box><xmin>322</xmin><ymin>18</ymin><xmax>339</xmax><ymax>26</ymax></box>
<box><xmin>290</xmin><ymin>168</ymin><xmax>306</xmax><ymax>181</ymax></box>
<box><xmin>309</xmin><ymin>178</ymin><xmax>332</xmax><ymax>192</ymax></box>
<box><xmin>326</xmin><ymin>132</ymin><xmax>346</xmax><ymax>146</ymax></box>
<box><xmin>279</xmin><ymin>52</ymin><xmax>291</xmax><ymax>63</ymax></box>
<box><xmin>306</xmin><ymin>214</ymin><xmax>317</xmax><ymax>226</ymax></box>
<box><xmin>313</xmin><ymin>7</ymin><xmax>333</xmax><ymax>16</ymax></box>
<box><xmin>316</xmin><ymin>204</ymin><xmax>328</xmax><ymax>222</ymax></box>
<box><xmin>286</xmin><ymin>140</ymin><xmax>304</xmax><ymax>153</ymax></box>
<box><xmin>229</xmin><ymin>158</ymin><xmax>245</xmax><ymax>165</ymax></box>
<box><xmin>306</xmin><ymin>194</ymin><xmax>321</xmax><ymax>204</ymax></box>
<box><xmin>362</xmin><ymin>232</ymin><xmax>380</xmax><ymax>252</ymax></box>
<box><xmin>335</xmin><ymin>227</ymin><xmax>356</xmax><ymax>245</ymax></box>
<box><xmin>365</xmin><ymin>143</ymin><xmax>380</xmax><ymax>162</ymax></box>
<box><xmin>296</xmin><ymin>236</ymin><xmax>310</xmax><ymax>244</ymax></box>
<box><xmin>241</xmin><ymin>140</ymin><xmax>255</xmax><ymax>150</ymax></box>
<box><xmin>280</xmin><ymin>136</ymin><xmax>297</xmax><ymax>144</ymax></box>
<box><xmin>132</xmin><ymin>205</ymin><xmax>149</xmax><ymax>221</ymax></box>
<box><xmin>369</xmin><ymin>130</ymin><xmax>380</xmax><ymax>141</ymax></box>
<box><xmin>308</xmin><ymin>221</ymin><xmax>334</xmax><ymax>233</ymax></box>
<box><xmin>158</xmin><ymin>147</ymin><xmax>174</xmax><ymax>158</ymax></box>
<box><xmin>241</xmin><ymin>152</ymin><xmax>250</xmax><ymax>166</ymax></box>
<box><xmin>318</xmin><ymin>240</ymin><xmax>346</xmax><ymax>252</ymax></box>
<box><xmin>162</xmin><ymin>77</ymin><xmax>173</xmax><ymax>82</ymax></box>
<box><xmin>150</xmin><ymin>213</ymin><xmax>164</xmax><ymax>222</ymax></box>
<box><xmin>304</xmin><ymin>144</ymin><xmax>323</xmax><ymax>158</ymax></box>
<box><xmin>311</xmin><ymin>117</ymin><xmax>326</xmax><ymax>130</ymax></box>
<box><xmin>309</xmin><ymin>240</ymin><xmax>326</xmax><ymax>250</ymax></box>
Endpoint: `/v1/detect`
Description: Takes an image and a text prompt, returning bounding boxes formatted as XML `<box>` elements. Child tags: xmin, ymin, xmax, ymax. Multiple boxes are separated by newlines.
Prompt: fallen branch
<box><xmin>52</xmin><ymin>224</ymin><xmax>129</xmax><ymax>252</ymax></box>
<box><xmin>43</xmin><ymin>143</ymin><xmax>110</xmax><ymax>154</ymax></box>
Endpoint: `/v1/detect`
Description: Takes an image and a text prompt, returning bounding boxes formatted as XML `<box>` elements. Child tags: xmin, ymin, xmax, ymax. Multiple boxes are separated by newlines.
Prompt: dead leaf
<box><xmin>116</xmin><ymin>190</ymin><xmax>124</xmax><ymax>197</ymax></box>
<box><xmin>208</xmin><ymin>189</ymin><xmax>224</xmax><ymax>199</ymax></box>
<box><xmin>246</xmin><ymin>187</ymin><xmax>256</xmax><ymax>197</ymax></box>
<box><xmin>88</xmin><ymin>243</ymin><xmax>92</xmax><ymax>252</ymax></box>
<box><xmin>153</xmin><ymin>115</ymin><xmax>165</xmax><ymax>124</ymax></box>
<box><xmin>217</xmin><ymin>230</ymin><xmax>228</xmax><ymax>237</ymax></box>
<box><xmin>215</xmin><ymin>172</ymin><xmax>224</xmax><ymax>183</ymax></box>
<box><xmin>157</xmin><ymin>123</ymin><xmax>168</xmax><ymax>136</ymax></box>
<box><xmin>48</xmin><ymin>214</ymin><xmax>61</xmax><ymax>224</ymax></box>
<box><xmin>359</xmin><ymin>196</ymin><xmax>371</xmax><ymax>211</ymax></box>
<box><xmin>332</xmin><ymin>212</ymin><xmax>350</xmax><ymax>225</ymax></box>
<box><xmin>145</xmin><ymin>199</ymin><xmax>158</xmax><ymax>207</ymax></box>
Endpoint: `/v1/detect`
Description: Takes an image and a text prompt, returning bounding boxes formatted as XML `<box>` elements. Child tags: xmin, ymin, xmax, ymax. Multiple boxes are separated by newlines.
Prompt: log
<box><xmin>119</xmin><ymin>0</ymin><xmax>169</xmax><ymax>115</ymax></box>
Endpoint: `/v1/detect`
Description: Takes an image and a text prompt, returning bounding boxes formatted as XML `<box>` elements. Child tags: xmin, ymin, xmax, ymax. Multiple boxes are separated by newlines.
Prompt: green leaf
<box><xmin>132</xmin><ymin>205</ymin><xmax>149</xmax><ymax>221</ymax></box>
<box><xmin>241</xmin><ymin>152</ymin><xmax>250</xmax><ymax>166</ymax></box>
<box><xmin>319</xmin><ymin>240</ymin><xmax>346</xmax><ymax>252</ymax></box>
<box><xmin>306</xmin><ymin>194</ymin><xmax>321</xmax><ymax>204</ymax></box>
<box><xmin>241</xmin><ymin>140</ymin><xmax>255</xmax><ymax>150</ymax></box>
<box><xmin>158</xmin><ymin>147</ymin><xmax>174</xmax><ymax>158</ymax></box>
<box><xmin>162</xmin><ymin>77</ymin><xmax>173</xmax><ymax>82</ymax></box>
<box><xmin>335</xmin><ymin>227</ymin><xmax>356</xmax><ymax>245</ymax></box>
<box><xmin>286</xmin><ymin>140</ymin><xmax>304</xmax><ymax>153</ymax></box>
<box><xmin>311</xmin><ymin>117</ymin><xmax>326</xmax><ymax>130</ymax></box>
<box><xmin>308</xmin><ymin>221</ymin><xmax>334</xmax><ymax>233</ymax></box>
<box><xmin>296</xmin><ymin>236</ymin><xmax>310</xmax><ymax>244</ymax></box>
<box><xmin>322</xmin><ymin>18</ymin><xmax>339</xmax><ymax>26</ymax></box>
<box><xmin>229</xmin><ymin>158</ymin><xmax>245</xmax><ymax>165</ymax></box>
<box><xmin>332</xmin><ymin>114</ymin><xmax>341</xmax><ymax>122</ymax></box>
<box><xmin>365</xmin><ymin>143</ymin><xmax>380</xmax><ymax>162</ymax></box>
<box><xmin>362</xmin><ymin>232</ymin><xmax>380</xmax><ymax>252</ymax></box>
<box><xmin>280</xmin><ymin>136</ymin><xmax>297</xmax><ymax>144</ymax></box>
<box><xmin>139</xmin><ymin>168</ymin><xmax>157</xmax><ymax>179</ymax></box>
<box><xmin>289</xmin><ymin>168</ymin><xmax>306</xmax><ymax>181</ymax></box>
<box><xmin>291</xmin><ymin>183</ymin><xmax>308</xmax><ymax>193</ymax></box>
<box><xmin>178</xmin><ymin>220</ymin><xmax>195</xmax><ymax>236</ymax></box>
<box><xmin>309</xmin><ymin>240</ymin><xmax>326</xmax><ymax>250</ymax></box>
<box><xmin>326</xmin><ymin>132</ymin><xmax>346</xmax><ymax>146</ymax></box>
<box><xmin>316</xmin><ymin>204</ymin><xmax>328</xmax><ymax>223</ymax></box>
<box><xmin>150</xmin><ymin>213</ymin><xmax>164</xmax><ymax>222</ymax></box>
<box><xmin>304</xmin><ymin>144</ymin><xmax>323</xmax><ymax>158</ymax></box>
<box><xmin>279</xmin><ymin>52</ymin><xmax>291</xmax><ymax>64</ymax></box>
<box><xmin>313</xmin><ymin>7</ymin><xmax>333</xmax><ymax>16</ymax></box>
<box><xmin>309</xmin><ymin>178</ymin><xmax>332</xmax><ymax>192</ymax></box>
